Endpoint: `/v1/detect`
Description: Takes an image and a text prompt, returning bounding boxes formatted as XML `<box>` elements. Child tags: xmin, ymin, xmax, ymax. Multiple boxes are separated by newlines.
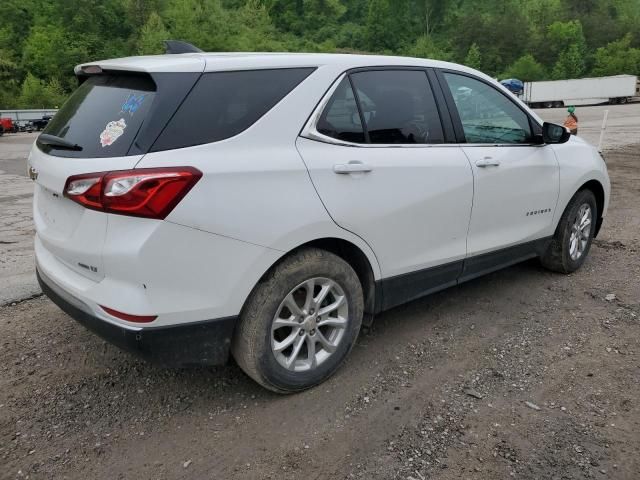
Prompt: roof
<box><xmin>76</xmin><ymin>52</ymin><xmax>470</xmax><ymax>75</ymax></box>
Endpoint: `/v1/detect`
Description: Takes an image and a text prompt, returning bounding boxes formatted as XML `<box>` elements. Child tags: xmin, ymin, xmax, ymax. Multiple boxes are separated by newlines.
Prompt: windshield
<box><xmin>40</xmin><ymin>74</ymin><xmax>156</xmax><ymax>158</ymax></box>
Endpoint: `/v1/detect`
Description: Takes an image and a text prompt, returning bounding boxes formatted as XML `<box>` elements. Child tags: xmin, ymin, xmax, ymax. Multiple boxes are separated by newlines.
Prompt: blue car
<box><xmin>500</xmin><ymin>78</ymin><xmax>524</xmax><ymax>95</ymax></box>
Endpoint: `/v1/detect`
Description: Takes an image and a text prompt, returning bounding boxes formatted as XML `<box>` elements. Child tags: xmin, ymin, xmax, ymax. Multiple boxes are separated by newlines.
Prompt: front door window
<box><xmin>443</xmin><ymin>73</ymin><xmax>532</xmax><ymax>144</ymax></box>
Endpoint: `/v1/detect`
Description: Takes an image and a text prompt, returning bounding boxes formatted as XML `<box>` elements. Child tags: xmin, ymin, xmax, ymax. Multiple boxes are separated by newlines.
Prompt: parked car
<box><xmin>29</xmin><ymin>51</ymin><xmax>610</xmax><ymax>393</ymax></box>
<box><xmin>0</xmin><ymin>117</ymin><xmax>15</xmax><ymax>135</ymax></box>
<box><xmin>31</xmin><ymin>115</ymin><xmax>52</xmax><ymax>131</ymax></box>
<box><xmin>499</xmin><ymin>78</ymin><xmax>524</xmax><ymax>95</ymax></box>
<box><xmin>14</xmin><ymin>121</ymin><xmax>34</xmax><ymax>133</ymax></box>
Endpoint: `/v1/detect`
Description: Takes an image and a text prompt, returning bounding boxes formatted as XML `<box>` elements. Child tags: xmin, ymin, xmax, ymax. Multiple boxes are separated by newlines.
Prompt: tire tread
<box><xmin>232</xmin><ymin>248</ymin><xmax>363</xmax><ymax>393</ymax></box>
<box><xmin>541</xmin><ymin>189</ymin><xmax>597</xmax><ymax>274</ymax></box>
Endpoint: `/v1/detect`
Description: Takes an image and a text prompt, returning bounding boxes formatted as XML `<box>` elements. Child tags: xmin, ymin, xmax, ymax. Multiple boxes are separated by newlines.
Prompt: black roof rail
<box><xmin>164</xmin><ymin>40</ymin><xmax>203</xmax><ymax>54</ymax></box>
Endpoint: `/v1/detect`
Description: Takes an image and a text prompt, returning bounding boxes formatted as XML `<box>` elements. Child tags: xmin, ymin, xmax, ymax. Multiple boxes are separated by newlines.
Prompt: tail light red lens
<box><xmin>64</xmin><ymin>167</ymin><xmax>202</xmax><ymax>219</ymax></box>
<box><xmin>100</xmin><ymin>305</ymin><xmax>157</xmax><ymax>323</ymax></box>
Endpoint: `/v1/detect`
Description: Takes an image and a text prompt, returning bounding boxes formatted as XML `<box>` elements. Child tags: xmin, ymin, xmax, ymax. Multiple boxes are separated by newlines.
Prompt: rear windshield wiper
<box><xmin>37</xmin><ymin>134</ymin><xmax>83</xmax><ymax>151</ymax></box>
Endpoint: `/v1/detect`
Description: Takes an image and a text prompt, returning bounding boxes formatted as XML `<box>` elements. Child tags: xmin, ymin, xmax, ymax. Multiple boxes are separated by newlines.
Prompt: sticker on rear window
<box><xmin>100</xmin><ymin>118</ymin><xmax>127</xmax><ymax>147</ymax></box>
<box><xmin>121</xmin><ymin>93</ymin><xmax>146</xmax><ymax>116</ymax></box>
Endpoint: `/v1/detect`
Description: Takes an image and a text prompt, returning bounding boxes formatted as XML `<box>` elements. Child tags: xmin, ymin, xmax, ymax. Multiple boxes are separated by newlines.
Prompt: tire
<box><xmin>540</xmin><ymin>190</ymin><xmax>598</xmax><ymax>274</ymax></box>
<box><xmin>232</xmin><ymin>248</ymin><xmax>364</xmax><ymax>393</ymax></box>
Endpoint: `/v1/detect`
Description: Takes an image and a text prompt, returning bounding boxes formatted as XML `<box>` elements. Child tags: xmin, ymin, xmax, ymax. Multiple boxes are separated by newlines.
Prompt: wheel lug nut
<box><xmin>309</xmin><ymin>308</ymin><xmax>315</xmax><ymax>315</ymax></box>
<box><xmin>310</xmin><ymin>329</ymin><xmax>316</xmax><ymax>335</ymax></box>
<box><xmin>299</xmin><ymin>330</ymin><xmax>305</xmax><ymax>336</ymax></box>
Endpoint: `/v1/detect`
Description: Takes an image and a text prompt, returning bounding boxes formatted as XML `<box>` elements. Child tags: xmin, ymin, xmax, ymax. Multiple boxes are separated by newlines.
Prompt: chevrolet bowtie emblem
<box><xmin>28</xmin><ymin>166</ymin><xmax>38</xmax><ymax>181</ymax></box>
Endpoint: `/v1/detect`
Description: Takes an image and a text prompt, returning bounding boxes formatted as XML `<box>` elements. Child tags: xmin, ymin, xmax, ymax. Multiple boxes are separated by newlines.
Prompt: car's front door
<box><xmin>439</xmin><ymin>71</ymin><xmax>560</xmax><ymax>276</ymax></box>
<box><xmin>297</xmin><ymin>69</ymin><xmax>474</xmax><ymax>309</ymax></box>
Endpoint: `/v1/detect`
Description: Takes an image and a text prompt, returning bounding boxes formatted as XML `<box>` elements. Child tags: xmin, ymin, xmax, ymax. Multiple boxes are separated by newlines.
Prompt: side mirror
<box><xmin>542</xmin><ymin>122</ymin><xmax>571</xmax><ymax>144</ymax></box>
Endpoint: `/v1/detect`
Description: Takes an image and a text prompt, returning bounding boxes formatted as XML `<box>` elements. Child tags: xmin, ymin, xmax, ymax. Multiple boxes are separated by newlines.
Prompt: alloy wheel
<box><xmin>569</xmin><ymin>203</ymin><xmax>592</xmax><ymax>261</ymax></box>
<box><xmin>271</xmin><ymin>277</ymin><xmax>349</xmax><ymax>372</ymax></box>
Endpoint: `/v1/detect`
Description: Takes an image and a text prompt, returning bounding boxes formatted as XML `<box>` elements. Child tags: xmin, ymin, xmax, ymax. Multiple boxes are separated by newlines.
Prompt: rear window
<box><xmin>151</xmin><ymin>68</ymin><xmax>315</xmax><ymax>151</ymax></box>
<box><xmin>41</xmin><ymin>74</ymin><xmax>156</xmax><ymax>158</ymax></box>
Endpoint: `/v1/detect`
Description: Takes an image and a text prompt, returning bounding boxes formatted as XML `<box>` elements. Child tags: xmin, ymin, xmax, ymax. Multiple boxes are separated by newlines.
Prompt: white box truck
<box><xmin>522</xmin><ymin>75</ymin><xmax>639</xmax><ymax>108</ymax></box>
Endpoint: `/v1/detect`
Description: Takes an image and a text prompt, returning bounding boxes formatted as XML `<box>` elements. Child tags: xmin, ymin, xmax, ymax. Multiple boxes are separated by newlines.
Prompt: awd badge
<box><xmin>28</xmin><ymin>165</ymin><xmax>38</xmax><ymax>181</ymax></box>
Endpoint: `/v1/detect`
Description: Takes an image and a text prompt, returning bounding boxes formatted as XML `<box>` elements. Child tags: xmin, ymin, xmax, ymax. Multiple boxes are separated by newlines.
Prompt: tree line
<box><xmin>1</xmin><ymin>0</ymin><xmax>639</xmax><ymax>109</ymax></box>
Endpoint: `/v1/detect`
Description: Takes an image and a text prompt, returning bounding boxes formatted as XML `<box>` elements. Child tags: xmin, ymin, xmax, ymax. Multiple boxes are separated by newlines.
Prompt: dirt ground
<box><xmin>1</xmin><ymin>115</ymin><xmax>640</xmax><ymax>479</ymax></box>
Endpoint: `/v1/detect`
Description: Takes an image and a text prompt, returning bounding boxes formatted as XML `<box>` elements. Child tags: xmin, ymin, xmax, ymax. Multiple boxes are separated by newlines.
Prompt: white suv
<box><xmin>30</xmin><ymin>51</ymin><xmax>610</xmax><ymax>392</ymax></box>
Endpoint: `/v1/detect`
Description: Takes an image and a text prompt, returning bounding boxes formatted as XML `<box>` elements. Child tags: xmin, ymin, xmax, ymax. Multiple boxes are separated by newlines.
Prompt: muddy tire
<box><xmin>541</xmin><ymin>190</ymin><xmax>598</xmax><ymax>274</ymax></box>
<box><xmin>232</xmin><ymin>248</ymin><xmax>364</xmax><ymax>393</ymax></box>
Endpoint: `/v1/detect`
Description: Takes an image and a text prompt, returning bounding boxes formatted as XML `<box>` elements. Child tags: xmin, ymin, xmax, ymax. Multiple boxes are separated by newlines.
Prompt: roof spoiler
<box><xmin>164</xmin><ymin>40</ymin><xmax>203</xmax><ymax>54</ymax></box>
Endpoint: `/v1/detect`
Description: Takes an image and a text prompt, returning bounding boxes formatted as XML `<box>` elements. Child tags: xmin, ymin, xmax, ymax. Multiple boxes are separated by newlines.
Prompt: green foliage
<box><xmin>1</xmin><ymin>0</ymin><xmax>639</xmax><ymax>108</ymax></box>
<box><xmin>445</xmin><ymin>0</ymin><xmax>531</xmax><ymax>75</ymax></box>
<box><xmin>365</xmin><ymin>0</ymin><xmax>394</xmax><ymax>51</ymax></box>
<box><xmin>592</xmin><ymin>34</ymin><xmax>640</xmax><ymax>76</ymax></box>
<box><xmin>0</xmin><ymin>27</ymin><xmax>21</xmax><ymax>108</ymax></box>
<box><xmin>22</xmin><ymin>26</ymin><xmax>68</xmax><ymax>80</ymax></box>
<box><xmin>138</xmin><ymin>12</ymin><xmax>169</xmax><ymax>55</ymax></box>
<box><xmin>464</xmin><ymin>43</ymin><xmax>482</xmax><ymax>70</ymax></box>
<box><xmin>544</xmin><ymin>20</ymin><xmax>586</xmax><ymax>70</ymax></box>
<box><xmin>18</xmin><ymin>73</ymin><xmax>48</xmax><ymax>108</ymax></box>
<box><xmin>546</xmin><ymin>20</ymin><xmax>586</xmax><ymax>53</ymax></box>
<box><xmin>552</xmin><ymin>43</ymin><xmax>586</xmax><ymax>79</ymax></box>
<box><xmin>503</xmin><ymin>54</ymin><xmax>546</xmax><ymax>81</ymax></box>
<box><xmin>407</xmin><ymin>35</ymin><xmax>452</xmax><ymax>62</ymax></box>
<box><xmin>44</xmin><ymin>78</ymin><xmax>67</xmax><ymax>109</ymax></box>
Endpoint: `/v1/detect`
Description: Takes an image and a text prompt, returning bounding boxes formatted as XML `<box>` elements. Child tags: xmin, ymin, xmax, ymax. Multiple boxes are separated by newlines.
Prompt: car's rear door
<box><xmin>297</xmin><ymin>68</ymin><xmax>474</xmax><ymax>310</ymax></box>
<box><xmin>437</xmin><ymin>70</ymin><xmax>560</xmax><ymax>279</ymax></box>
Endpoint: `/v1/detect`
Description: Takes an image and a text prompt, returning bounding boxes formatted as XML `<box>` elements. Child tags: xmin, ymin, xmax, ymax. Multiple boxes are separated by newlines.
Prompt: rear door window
<box><xmin>316</xmin><ymin>77</ymin><xmax>366</xmax><ymax>144</ymax></box>
<box><xmin>151</xmin><ymin>68</ymin><xmax>315</xmax><ymax>151</ymax></box>
<box><xmin>41</xmin><ymin>74</ymin><xmax>156</xmax><ymax>158</ymax></box>
<box><xmin>349</xmin><ymin>70</ymin><xmax>444</xmax><ymax>144</ymax></box>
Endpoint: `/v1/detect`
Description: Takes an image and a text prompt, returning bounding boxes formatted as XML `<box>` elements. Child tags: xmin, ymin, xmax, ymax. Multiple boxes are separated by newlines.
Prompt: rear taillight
<box><xmin>64</xmin><ymin>167</ymin><xmax>202</xmax><ymax>219</ymax></box>
<box><xmin>100</xmin><ymin>305</ymin><xmax>157</xmax><ymax>323</ymax></box>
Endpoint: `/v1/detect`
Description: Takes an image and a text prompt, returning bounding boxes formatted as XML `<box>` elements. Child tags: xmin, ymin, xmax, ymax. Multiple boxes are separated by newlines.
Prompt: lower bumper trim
<box><xmin>37</xmin><ymin>268</ymin><xmax>237</xmax><ymax>367</ymax></box>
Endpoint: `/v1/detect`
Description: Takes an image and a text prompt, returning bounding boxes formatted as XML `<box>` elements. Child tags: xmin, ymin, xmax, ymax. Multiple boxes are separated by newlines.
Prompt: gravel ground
<box><xmin>0</xmin><ymin>133</ymin><xmax>38</xmax><ymax>305</ymax></box>
<box><xmin>534</xmin><ymin>102</ymin><xmax>640</xmax><ymax>149</ymax></box>
<box><xmin>0</xmin><ymin>108</ymin><xmax>639</xmax><ymax>480</ymax></box>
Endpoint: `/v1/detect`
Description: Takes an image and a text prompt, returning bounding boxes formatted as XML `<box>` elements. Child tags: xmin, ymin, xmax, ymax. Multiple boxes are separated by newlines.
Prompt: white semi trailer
<box><xmin>522</xmin><ymin>74</ymin><xmax>639</xmax><ymax>108</ymax></box>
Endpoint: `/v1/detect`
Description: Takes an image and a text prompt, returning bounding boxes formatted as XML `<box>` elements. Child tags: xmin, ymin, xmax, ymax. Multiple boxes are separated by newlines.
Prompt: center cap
<box><xmin>303</xmin><ymin>316</ymin><xmax>317</xmax><ymax>331</ymax></box>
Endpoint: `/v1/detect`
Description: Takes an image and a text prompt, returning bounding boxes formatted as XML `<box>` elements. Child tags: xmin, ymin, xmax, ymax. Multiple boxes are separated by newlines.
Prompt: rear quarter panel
<box><xmin>135</xmin><ymin>64</ymin><xmax>382</xmax><ymax>281</ymax></box>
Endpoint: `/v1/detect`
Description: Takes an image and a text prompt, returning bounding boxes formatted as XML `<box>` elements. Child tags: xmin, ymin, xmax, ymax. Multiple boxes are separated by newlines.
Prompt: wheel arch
<box><xmin>578</xmin><ymin>179</ymin><xmax>606</xmax><ymax>237</ymax></box>
<box><xmin>251</xmin><ymin>237</ymin><xmax>380</xmax><ymax>327</ymax></box>
<box><xmin>301</xmin><ymin>238</ymin><xmax>378</xmax><ymax>323</ymax></box>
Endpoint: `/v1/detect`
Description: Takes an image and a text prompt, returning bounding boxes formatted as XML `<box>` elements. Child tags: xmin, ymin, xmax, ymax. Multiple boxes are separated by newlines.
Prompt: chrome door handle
<box><xmin>333</xmin><ymin>161</ymin><xmax>373</xmax><ymax>174</ymax></box>
<box><xmin>475</xmin><ymin>157</ymin><xmax>501</xmax><ymax>167</ymax></box>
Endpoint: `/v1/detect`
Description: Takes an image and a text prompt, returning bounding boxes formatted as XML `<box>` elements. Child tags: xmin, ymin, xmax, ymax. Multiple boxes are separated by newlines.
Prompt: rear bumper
<box><xmin>37</xmin><ymin>268</ymin><xmax>237</xmax><ymax>367</ymax></box>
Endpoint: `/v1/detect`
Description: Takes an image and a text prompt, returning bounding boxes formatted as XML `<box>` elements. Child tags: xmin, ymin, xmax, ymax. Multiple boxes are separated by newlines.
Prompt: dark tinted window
<box><xmin>316</xmin><ymin>77</ymin><xmax>366</xmax><ymax>143</ymax></box>
<box><xmin>40</xmin><ymin>74</ymin><xmax>156</xmax><ymax>158</ymax></box>
<box><xmin>152</xmin><ymin>68</ymin><xmax>315</xmax><ymax>151</ymax></box>
<box><xmin>350</xmin><ymin>70</ymin><xmax>444</xmax><ymax>144</ymax></box>
<box><xmin>443</xmin><ymin>73</ymin><xmax>532</xmax><ymax>144</ymax></box>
